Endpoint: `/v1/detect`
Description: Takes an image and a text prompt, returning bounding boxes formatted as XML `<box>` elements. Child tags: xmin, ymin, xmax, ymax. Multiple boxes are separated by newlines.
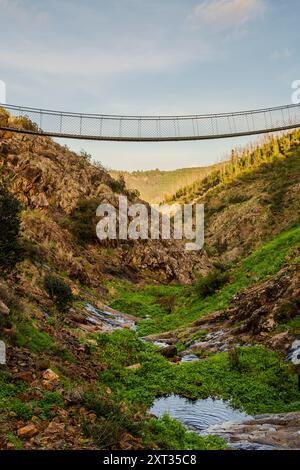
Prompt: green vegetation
<box><xmin>110</xmin><ymin>224</ymin><xmax>300</xmax><ymax>335</ymax></box>
<box><xmin>6</xmin><ymin>433</ymin><xmax>24</xmax><ymax>450</ymax></box>
<box><xmin>0</xmin><ymin>369</ymin><xmax>65</xmax><ymax>419</ymax></box>
<box><xmin>195</xmin><ymin>268</ymin><xmax>230</xmax><ymax>298</ymax></box>
<box><xmin>92</xmin><ymin>330</ymin><xmax>300</xmax><ymax>415</ymax></box>
<box><xmin>15</xmin><ymin>320</ymin><xmax>65</xmax><ymax>355</ymax></box>
<box><xmin>68</xmin><ymin>198</ymin><xmax>100</xmax><ymax>245</ymax></box>
<box><xmin>142</xmin><ymin>415</ymin><xmax>227</xmax><ymax>450</ymax></box>
<box><xmin>165</xmin><ymin>129</ymin><xmax>300</xmax><ymax>204</ymax></box>
<box><xmin>0</xmin><ymin>183</ymin><xmax>23</xmax><ymax>269</ymax></box>
<box><xmin>44</xmin><ymin>274</ymin><xmax>74</xmax><ymax>312</ymax></box>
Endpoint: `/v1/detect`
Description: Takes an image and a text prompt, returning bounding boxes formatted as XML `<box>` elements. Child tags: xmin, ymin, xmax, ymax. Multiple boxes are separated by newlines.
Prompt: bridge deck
<box><xmin>1</xmin><ymin>103</ymin><xmax>300</xmax><ymax>142</ymax></box>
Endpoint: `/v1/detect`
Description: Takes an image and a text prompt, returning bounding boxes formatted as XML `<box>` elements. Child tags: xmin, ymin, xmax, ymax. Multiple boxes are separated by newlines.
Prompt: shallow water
<box><xmin>180</xmin><ymin>354</ymin><xmax>199</xmax><ymax>363</ymax></box>
<box><xmin>287</xmin><ymin>340</ymin><xmax>300</xmax><ymax>365</ymax></box>
<box><xmin>85</xmin><ymin>303</ymin><xmax>136</xmax><ymax>330</ymax></box>
<box><xmin>150</xmin><ymin>395</ymin><xmax>249</xmax><ymax>432</ymax></box>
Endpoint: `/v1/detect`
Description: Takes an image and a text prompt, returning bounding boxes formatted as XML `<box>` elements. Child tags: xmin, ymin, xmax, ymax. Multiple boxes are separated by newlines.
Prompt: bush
<box><xmin>228</xmin><ymin>347</ymin><xmax>242</xmax><ymax>372</ymax></box>
<box><xmin>0</xmin><ymin>184</ymin><xmax>23</xmax><ymax>269</ymax></box>
<box><xmin>82</xmin><ymin>418</ymin><xmax>122</xmax><ymax>450</ymax></box>
<box><xmin>274</xmin><ymin>300</ymin><xmax>299</xmax><ymax>323</ymax></box>
<box><xmin>109</xmin><ymin>175</ymin><xmax>126</xmax><ymax>194</ymax></box>
<box><xmin>68</xmin><ymin>198</ymin><xmax>99</xmax><ymax>245</ymax></box>
<box><xmin>44</xmin><ymin>275</ymin><xmax>73</xmax><ymax>312</ymax></box>
<box><xmin>195</xmin><ymin>269</ymin><xmax>229</xmax><ymax>298</ymax></box>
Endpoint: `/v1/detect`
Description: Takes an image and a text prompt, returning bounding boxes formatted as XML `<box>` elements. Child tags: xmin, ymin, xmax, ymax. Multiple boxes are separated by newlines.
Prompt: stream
<box><xmin>150</xmin><ymin>395</ymin><xmax>249</xmax><ymax>432</ymax></box>
<box><xmin>84</xmin><ymin>304</ymin><xmax>300</xmax><ymax>450</ymax></box>
<box><xmin>85</xmin><ymin>303</ymin><xmax>136</xmax><ymax>331</ymax></box>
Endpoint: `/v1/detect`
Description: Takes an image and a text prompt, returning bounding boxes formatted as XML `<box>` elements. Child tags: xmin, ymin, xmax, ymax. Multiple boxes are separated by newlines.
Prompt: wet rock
<box><xmin>159</xmin><ymin>345</ymin><xmax>177</xmax><ymax>358</ymax></box>
<box><xmin>266</xmin><ymin>332</ymin><xmax>291</xmax><ymax>351</ymax></box>
<box><xmin>204</xmin><ymin>412</ymin><xmax>300</xmax><ymax>450</ymax></box>
<box><xmin>69</xmin><ymin>311</ymin><xmax>87</xmax><ymax>324</ymax></box>
<box><xmin>287</xmin><ymin>340</ymin><xmax>300</xmax><ymax>365</ymax></box>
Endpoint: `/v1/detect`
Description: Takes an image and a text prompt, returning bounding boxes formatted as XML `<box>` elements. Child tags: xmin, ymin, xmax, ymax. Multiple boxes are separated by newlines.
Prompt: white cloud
<box><xmin>270</xmin><ymin>49</ymin><xmax>292</xmax><ymax>61</ymax></box>
<box><xmin>0</xmin><ymin>40</ymin><xmax>213</xmax><ymax>78</ymax></box>
<box><xmin>189</xmin><ymin>0</ymin><xmax>266</xmax><ymax>30</ymax></box>
<box><xmin>0</xmin><ymin>0</ymin><xmax>49</xmax><ymax>28</ymax></box>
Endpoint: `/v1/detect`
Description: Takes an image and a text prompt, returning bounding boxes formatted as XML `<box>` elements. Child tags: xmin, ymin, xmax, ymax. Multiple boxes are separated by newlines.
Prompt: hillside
<box><xmin>166</xmin><ymin>131</ymin><xmax>300</xmax><ymax>262</ymax></box>
<box><xmin>0</xmin><ymin>110</ymin><xmax>300</xmax><ymax>451</ymax></box>
<box><xmin>110</xmin><ymin>165</ymin><xmax>222</xmax><ymax>204</ymax></box>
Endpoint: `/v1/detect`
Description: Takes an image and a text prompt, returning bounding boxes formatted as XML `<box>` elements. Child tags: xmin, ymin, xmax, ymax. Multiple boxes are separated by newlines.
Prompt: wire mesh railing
<box><xmin>1</xmin><ymin>102</ymin><xmax>300</xmax><ymax>141</ymax></box>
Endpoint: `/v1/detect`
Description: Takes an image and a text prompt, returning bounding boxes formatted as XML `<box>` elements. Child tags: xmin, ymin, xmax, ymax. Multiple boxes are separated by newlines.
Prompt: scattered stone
<box><xmin>45</xmin><ymin>422</ymin><xmax>65</xmax><ymax>434</ymax></box>
<box><xmin>0</xmin><ymin>340</ymin><xmax>6</xmax><ymax>365</ymax></box>
<box><xmin>126</xmin><ymin>363</ymin><xmax>141</xmax><ymax>370</ymax></box>
<box><xmin>204</xmin><ymin>412</ymin><xmax>300</xmax><ymax>450</ymax></box>
<box><xmin>0</xmin><ymin>300</ymin><xmax>9</xmax><ymax>316</ymax></box>
<box><xmin>35</xmin><ymin>359</ymin><xmax>50</xmax><ymax>371</ymax></box>
<box><xmin>13</xmin><ymin>371</ymin><xmax>33</xmax><ymax>383</ymax></box>
<box><xmin>18</xmin><ymin>424</ymin><xmax>39</xmax><ymax>438</ymax></box>
<box><xmin>64</xmin><ymin>389</ymin><xmax>83</xmax><ymax>405</ymax></box>
<box><xmin>42</xmin><ymin>369</ymin><xmax>59</xmax><ymax>382</ymax></box>
<box><xmin>42</xmin><ymin>380</ymin><xmax>56</xmax><ymax>391</ymax></box>
<box><xmin>88</xmin><ymin>413</ymin><xmax>97</xmax><ymax>423</ymax></box>
<box><xmin>159</xmin><ymin>345</ymin><xmax>177</xmax><ymax>358</ymax></box>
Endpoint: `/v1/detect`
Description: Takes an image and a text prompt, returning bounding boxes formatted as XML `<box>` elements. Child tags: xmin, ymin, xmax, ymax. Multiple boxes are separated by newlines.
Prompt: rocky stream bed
<box><xmin>80</xmin><ymin>303</ymin><xmax>300</xmax><ymax>450</ymax></box>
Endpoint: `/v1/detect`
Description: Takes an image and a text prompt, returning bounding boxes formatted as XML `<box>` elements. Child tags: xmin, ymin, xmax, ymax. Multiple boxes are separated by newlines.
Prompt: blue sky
<box><xmin>0</xmin><ymin>0</ymin><xmax>300</xmax><ymax>170</ymax></box>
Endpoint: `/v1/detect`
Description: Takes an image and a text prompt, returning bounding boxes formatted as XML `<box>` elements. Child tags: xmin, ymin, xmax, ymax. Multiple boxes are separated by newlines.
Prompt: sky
<box><xmin>0</xmin><ymin>0</ymin><xmax>300</xmax><ymax>170</ymax></box>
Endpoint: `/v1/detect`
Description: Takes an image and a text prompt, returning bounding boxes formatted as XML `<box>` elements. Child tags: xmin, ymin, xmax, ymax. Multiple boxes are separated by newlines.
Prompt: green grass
<box><xmin>15</xmin><ymin>320</ymin><xmax>73</xmax><ymax>360</ymax></box>
<box><xmin>0</xmin><ymin>369</ymin><xmax>65</xmax><ymax>422</ymax></box>
<box><xmin>142</xmin><ymin>415</ymin><xmax>227</xmax><ymax>450</ymax></box>
<box><xmin>109</xmin><ymin>224</ymin><xmax>300</xmax><ymax>336</ymax></box>
<box><xmin>6</xmin><ymin>432</ymin><xmax>24</xmax><ymax>450</ymax></box>
<box><xmin>94</xmin><ymin>330</ymin><xmax>300</xmax><ymax>416</ymax></box>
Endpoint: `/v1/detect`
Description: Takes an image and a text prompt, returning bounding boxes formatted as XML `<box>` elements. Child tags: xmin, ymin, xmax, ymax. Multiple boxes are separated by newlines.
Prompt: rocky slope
<box><xmin>0</xmin><ymin>113</ymin><xmax>209</xmax><ymax>286</ymax></box>
<box><xmin>166</xmin><ymin>131</ymin><xmax>300</xmax><ymax>263</ymax></box>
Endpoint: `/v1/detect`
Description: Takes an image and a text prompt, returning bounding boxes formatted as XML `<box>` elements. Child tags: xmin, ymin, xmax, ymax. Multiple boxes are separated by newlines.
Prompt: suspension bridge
<box><xmin>1</xmin><ymin>102</ymin><xmax>300</xmax><ymax>142</ymax></box>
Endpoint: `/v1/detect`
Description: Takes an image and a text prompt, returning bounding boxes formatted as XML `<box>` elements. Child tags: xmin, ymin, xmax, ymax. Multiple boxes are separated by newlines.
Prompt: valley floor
<box><xmin>1</xmin><ymin>224</ymin><xmax>299</xmax><ymax>450</ymax></box>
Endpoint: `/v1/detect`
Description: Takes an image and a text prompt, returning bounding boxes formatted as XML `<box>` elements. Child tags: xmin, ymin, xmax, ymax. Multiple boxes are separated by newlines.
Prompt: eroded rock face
<box><xmin>150</xmin><ymin>264</ymin><xmax>300</xmax><ymax>357</ymax></box>
<box><xmin>205</xmin><ymin>412</ymin><xmax>300</xmax><ymax>450</ymax></box>
<box><xmin>0</xmin><ymin>135</ymin><xmax>114</xmax><ymax>213</ymax></box>
<box><xmin>0</xmin><ymin>133</ymin><xmax>210</xmax><ymax>284</ymax></box>
<box><xmin>124</xmin><ymin>240</ymin><xmax>210</xmax><ymax>284</ymax></box>
<box><xmin>228</xmin><ymin>264</ymin><xmax>300</xmax><ymax>340</ymax></box>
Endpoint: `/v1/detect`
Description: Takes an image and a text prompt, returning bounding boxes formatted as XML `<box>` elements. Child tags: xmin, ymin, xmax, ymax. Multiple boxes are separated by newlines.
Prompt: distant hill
<box><xmin>109</xmin><ymin>165</ymin><xmax>222</xmax><ymax>204</ymax></box>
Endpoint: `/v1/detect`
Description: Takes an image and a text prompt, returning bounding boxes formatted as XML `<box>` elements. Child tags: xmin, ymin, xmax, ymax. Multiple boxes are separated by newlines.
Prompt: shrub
<box><xmin>0</xmin><ymin>184</ymin><xmax>23</xmax><ymax>269</ymax></box>
<box><xmin>228</xmin><ymin>347</ymin><xmax>242</xmax><ymax>372</ymax></box>
<box><xmin>82</xmin><ymin>418</ymin><xmax>122</xmax><ymax>450</ymax></box>
<box><xmin>109</xmin><ymin>175</ymin><xmax>126</xmax><ymax>193</ymax></box>
<box><xmin>195</xmin><ymin>269</ymin><xmax>229</xmax><ymax>298</ymax></box>
<box><xmin>274</xmin><ymin>300</ymin><xmax>299</xmax><ymax>323</ymax></box>
<box><xmin>44</xmin><ymin>275</ymin><xmax>73</xmax><ymax>312</ymax></box>
<box><xmin>68</xmin><ymin>198</ymin><xmax>99</xmax><ymax>245</ymax></box>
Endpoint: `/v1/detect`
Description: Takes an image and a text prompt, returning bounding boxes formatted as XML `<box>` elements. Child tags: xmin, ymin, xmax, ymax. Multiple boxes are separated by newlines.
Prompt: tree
<box><xmin>0</xmin><ymin>183</ymin><xmax>23</xmax><ymax>269</ymax></box>
<box><xmin>44</xmin><ymin>275</ymin><xmax>74</xmax><ymax>312</ymax></box>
